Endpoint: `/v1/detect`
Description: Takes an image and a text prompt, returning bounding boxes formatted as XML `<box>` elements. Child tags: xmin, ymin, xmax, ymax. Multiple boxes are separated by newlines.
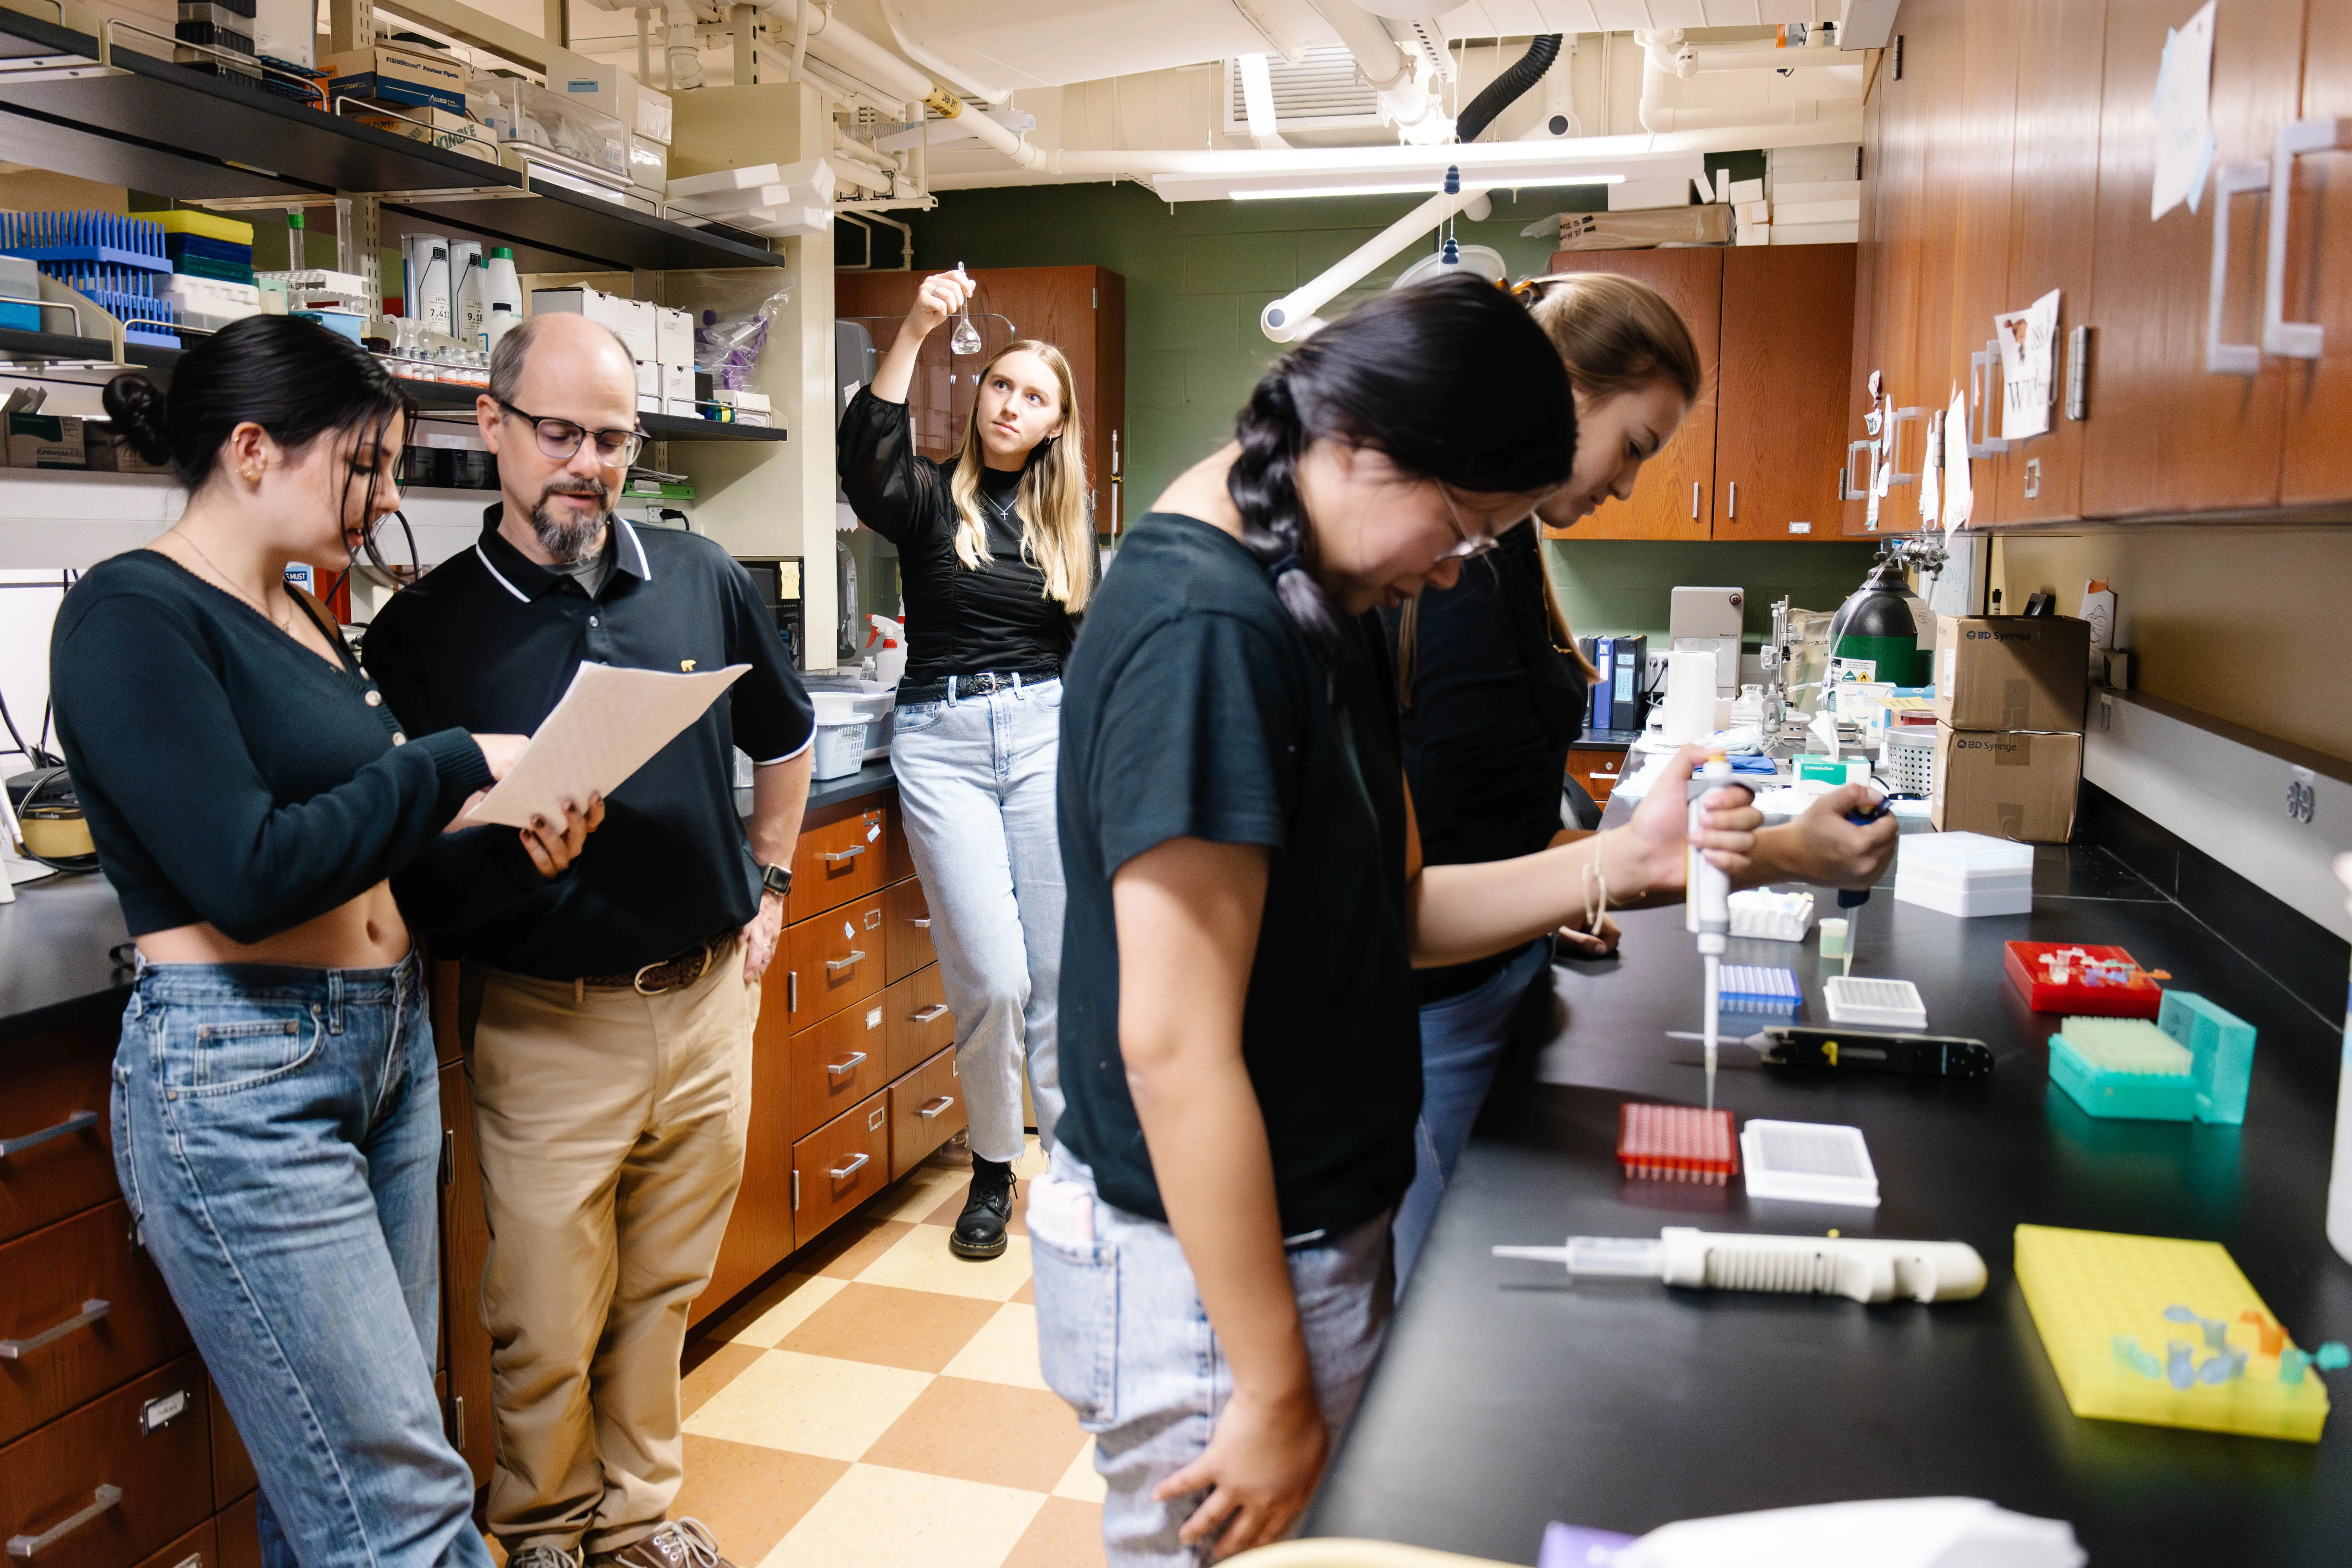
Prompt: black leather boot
<box><xmin>950</xmin><ymin>1156</ymin><xmax>1015</xmax><ymax>1260</ymax></box>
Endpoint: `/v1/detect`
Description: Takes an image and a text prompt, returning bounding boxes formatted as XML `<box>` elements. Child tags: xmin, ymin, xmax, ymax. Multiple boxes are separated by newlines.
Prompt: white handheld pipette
<box><xmin>1493</xmin><ymin>1228</ymin><xmax>1988</xmax><ymax>1304</ymax></box>
<box><xmin>1685</xmin><ymin>753</ymin><xmax>1735</xmax><ymax>1109</ymax></box>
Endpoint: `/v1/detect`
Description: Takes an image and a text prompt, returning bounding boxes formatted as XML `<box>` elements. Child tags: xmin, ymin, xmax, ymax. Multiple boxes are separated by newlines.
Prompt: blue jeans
<box><xmin>1390</xmin><ymin>938</ymin><xmax>1552</xmax><ymax>1291</ymax></box>
<box><xmin>113</xmin><ymin>954</ymin><xmax>490</xmax><ymax>1568</ymax></box>
<box><xmin>890</xmin><ymin>675</ymin><xmax>1066</xmax><ymax>1161</ymax></box>
<box><xmin>1029</xmin><ymin>1147</ymin><xmax>1393</xmax><ymax>1568</ymax></box>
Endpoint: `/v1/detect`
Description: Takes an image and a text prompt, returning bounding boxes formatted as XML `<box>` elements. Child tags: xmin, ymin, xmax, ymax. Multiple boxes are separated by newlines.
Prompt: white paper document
<box><xmin>1995</xmin><ymin>290</ymin><xmax>2061</xmax><ymax>441</ymax></box>
<box><xmin>2149</xmin><ymin>0</ymin><xmax>2217</xmax><ymax>220</ymax></box>
<box><xmin>465</xmin><ymin>661</ymin><xmax>749</xmax><ymax>829</ymax></box>
<box><xmin>1942</xmin><ymin>385</ymin><xmax>1974</xmax><ymax>532</ymax></box>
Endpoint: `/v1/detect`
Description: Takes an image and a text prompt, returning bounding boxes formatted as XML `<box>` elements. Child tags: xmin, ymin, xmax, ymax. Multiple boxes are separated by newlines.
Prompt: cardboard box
<box><xmin>1933</xmin><ymin>615</ymin><xmax>2091</xmax><ymax>732</ymax></box>
<box><xmin>85</xmin><ymin>426</ymin><xmax>172</xmax><ymax>474</ymax></box>
<box><xmin>325</xmin><ymin>45</ymin><xmax>466</xmax><ymax>115</ymax></box>
<box><xmin>532</xmin><ymin>285</ymin><xmax>645</xmax><ymax>354</ymax></box>
<box><xmin>8</xmin><ymin>412</ymin><xmax>85</xmax><ymax>468</ymax></box>
<box><xmin>661</xmin><ymin>363</ymin><xmax>693</xmax><ymax>406</ymax></box>
<box><xmin>1930</xmin><ymin>723</ymin><xmax>2083</xmax><ymax>844</ymax></box>
<box><xmin>633</xmin><ymin>360</ymin><xmax>659</xmax><ymax>399</ymax></box>
<box><xmin>348</xmin><ymin>102</ymin><xmax>497</xmax><ymax>162</ymax></box>
<box><xmin>656</xmin><ymin>305</ymin><xmax>692</xmax><ymax>368</ymax></box>
<box><xmin>626</xmin><ymin>132</ymin><xmax>667</xmax><ymax>190</ymax></box>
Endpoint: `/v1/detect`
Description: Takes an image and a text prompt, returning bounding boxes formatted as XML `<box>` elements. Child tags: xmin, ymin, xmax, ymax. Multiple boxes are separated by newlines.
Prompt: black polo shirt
<box><xmin>362</xmin><ymin>509</ymin><xmax>815</xmax><ymax>979</ymax></box>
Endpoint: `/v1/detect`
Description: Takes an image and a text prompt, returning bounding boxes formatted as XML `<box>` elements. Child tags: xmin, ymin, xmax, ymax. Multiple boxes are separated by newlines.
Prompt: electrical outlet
<box><xmin>1645</xmin><ymin>652</ymin><xmax>1670</xmax><ymax>692</ymax></box>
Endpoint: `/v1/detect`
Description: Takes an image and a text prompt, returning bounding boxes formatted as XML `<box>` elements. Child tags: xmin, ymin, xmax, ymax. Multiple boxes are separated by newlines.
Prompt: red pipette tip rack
<box><xmin>2004</xmin><ymin>941</ymin><xmax>2169</xmax><ymax>1018</ymax></box>
<box><xmin>1617</xmin><ymin>1102</ymin><xmax>1739</xmax><ymax>1185</ymax></box>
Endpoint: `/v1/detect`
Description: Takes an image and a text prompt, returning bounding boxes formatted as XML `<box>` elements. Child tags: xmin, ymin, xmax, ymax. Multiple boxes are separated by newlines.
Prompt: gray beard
<box><xmin>531</xmin><ymin>488</ymin><xmax>608</xmax><ymax>562</ymax></box>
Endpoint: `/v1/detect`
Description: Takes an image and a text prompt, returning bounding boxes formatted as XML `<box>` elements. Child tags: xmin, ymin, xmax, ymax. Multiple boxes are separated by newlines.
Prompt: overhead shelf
<box><xmin>399</xmin><ymin>377</ymin><xmax>786</xmax><ymax>443</ymax></box>
<box><xmin>0</xmin><ymin>9</ymin><xmax>786</xmax><ymax>274</ymax></box>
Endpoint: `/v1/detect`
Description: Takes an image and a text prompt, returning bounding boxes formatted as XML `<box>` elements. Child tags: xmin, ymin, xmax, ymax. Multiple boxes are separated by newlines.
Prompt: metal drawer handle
<box><xmin>2206</xmin><ymin>159</ymin><xmax>2270</xmax><ymax>374</ymax></box>
<box><xmin>826</xmin><ymin>1152</ymin><xmax>869</xmax><ymax>1181</ymax></box>
<box><xmin>911</xmin><ymin>917</ymin><xmax>930</xmax><ymax>929</ymax></box>
<box><xmin>824</xmin><ymin>950</ymin><xmax>866</xmax><ymax>973</ymax></box>
<box><xmin>911</xmin><ymin>1004</ymin><xmax>948</xmax><ymax>1023</ymax></box>
<box><xmin>826</xmin><ymin>1051</ymin><xmax>868</xmax><ymax>1077</ymax></box>
<box><xmin>1587</xmin><ymin>769</ymin><xmax>1620</xmax><ymax>780</ymax></box>
<box><xmin>916</xmin><ymin>1095</ymin><xmax>956</xmax><ymax>1120</ymax></box>
<box><xmin>2265</xmin><ymin>118</ymin><xmax>2352</xmax><ymax>358</ymax></box>
<box><xmin>7</xmin><ymin>1485</ymin><xmax>123</xmax><ymax>1558</ymax></box>
<box><xmin>820</xmin><ymin>846</ymin><xmax>867</xmax><ymax>863</ymax></box>
<box><xmin>0</xmin><ymin>1299</ymin><xmax>109</xmax><ymax>1359</ymax></box>
<box><xmin>0</xmin><ymin>1109</ymin><xmax>97</xmax><ymax>1158</ymax></box>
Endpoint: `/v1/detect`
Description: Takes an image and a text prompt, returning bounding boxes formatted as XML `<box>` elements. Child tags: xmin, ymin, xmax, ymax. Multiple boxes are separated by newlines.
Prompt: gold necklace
<box><xmin>174</xmin><ymin>529</ymin><xmax>292</xmax><ymax>633</ymax></box>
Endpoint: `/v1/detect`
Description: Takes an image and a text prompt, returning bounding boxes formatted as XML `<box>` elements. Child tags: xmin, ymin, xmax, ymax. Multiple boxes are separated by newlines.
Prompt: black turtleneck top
<box><xmin>837</xmin><ymin>386</ymin><xmax>1084</xmax><ymax>684</ymax></box>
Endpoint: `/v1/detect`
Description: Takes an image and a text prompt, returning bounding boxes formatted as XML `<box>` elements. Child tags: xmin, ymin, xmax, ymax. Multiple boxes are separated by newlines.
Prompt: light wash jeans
<box><xmin>1390</xmin><ymin>937</ymin><xmax>1551</xmax><ymax>1291</ymax></box>
<box><xmin>889</xmin><ymin>675</ymin><xmax>1066</xmax><ymax>1162</ymax></box>
<box><xmin>1029</xmin><ymin>1146</ymin><xmax>1394</xmax><ymax>1568</ymax></box>
<box><xmin>113</xmin><ymin>953</ymin><xmax>490</xmax><ymax>1568</ymax></box>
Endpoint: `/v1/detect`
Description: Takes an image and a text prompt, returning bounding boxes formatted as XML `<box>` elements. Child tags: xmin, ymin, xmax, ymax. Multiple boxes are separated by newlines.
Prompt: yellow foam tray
<box><xmin>2015</xmin><ymin>1224</ymin><xmax>2328</xmax><ymax>1442</ymax></box>
<box><xmin>147</xmin><ymin>209</ymin><xmax>254</xmax><ymax>247</ymax></box>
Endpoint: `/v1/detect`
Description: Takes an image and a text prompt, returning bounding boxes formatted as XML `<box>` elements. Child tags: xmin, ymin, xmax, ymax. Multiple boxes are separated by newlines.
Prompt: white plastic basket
<box><xmin>1881</xmin><ymin>724</ymin><xmax>1935</xmax><ymax>796</ymax></box>
<box><xmin>1729</xmin><ymin>887</ymin><xmax>1814</xmax><ymax>942</ymax></box>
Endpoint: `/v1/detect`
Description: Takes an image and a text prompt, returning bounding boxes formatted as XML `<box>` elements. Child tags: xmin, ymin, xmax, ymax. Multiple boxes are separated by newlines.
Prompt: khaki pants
<box><xmin>463</xmin><ymin>947</ymin><xmax>757</xmax><ymax>1556</ymax></box>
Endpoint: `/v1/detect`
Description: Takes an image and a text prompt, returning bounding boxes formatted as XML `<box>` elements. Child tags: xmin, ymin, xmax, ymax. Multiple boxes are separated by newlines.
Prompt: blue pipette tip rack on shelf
<box><xmin>0</xmin><ymin>211</ymin><xmax>180</xmax><ymax>346</ymax></box>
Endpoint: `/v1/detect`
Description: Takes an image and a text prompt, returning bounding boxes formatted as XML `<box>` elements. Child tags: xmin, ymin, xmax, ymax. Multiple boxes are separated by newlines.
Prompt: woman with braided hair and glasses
<box><xmin>1380</xmin><ymin>272</ymin><xmax>1902</xmax><ymax>1288</ymax></box>
<box><xmin>1030</xmin><ymin>275</ymin><xmax>1768</xmax><ymax>1567</ymax></box>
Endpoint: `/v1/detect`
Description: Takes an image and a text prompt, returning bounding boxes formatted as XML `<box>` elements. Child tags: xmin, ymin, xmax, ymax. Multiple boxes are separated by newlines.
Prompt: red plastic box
<box><xmin>1617</xmin><ymin>1102</ymin><xmax>1738</xmax><ymax>1185</ymax></box>
<box><xmin>2004</xmin><ymin>941</ymin><xmax>2167</xmax><ymax>1017</ymax></box>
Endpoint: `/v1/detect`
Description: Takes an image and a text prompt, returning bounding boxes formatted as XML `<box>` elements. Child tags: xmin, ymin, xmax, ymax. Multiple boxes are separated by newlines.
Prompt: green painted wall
<box><xmin>885</xmin><ymin>176</ymin><xmax>1875</xmax><ymax>641</ymax></box>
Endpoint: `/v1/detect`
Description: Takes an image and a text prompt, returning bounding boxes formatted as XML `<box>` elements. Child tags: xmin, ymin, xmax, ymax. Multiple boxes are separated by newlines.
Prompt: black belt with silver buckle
<box><xmin>581</xmin><ymin>935</ymin><xmax>728</xmax><ymax>995</ymax></box>
<box><xmin>897</xmin><ymin>669</ymin><xmax>1059</xmax><ymax>704</ymax></box>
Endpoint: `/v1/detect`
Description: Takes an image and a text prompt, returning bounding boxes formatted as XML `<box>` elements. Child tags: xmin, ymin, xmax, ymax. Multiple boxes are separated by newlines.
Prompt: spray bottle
<box><xmin>1686</xmin><ymin>752</ymin><xmax>1735</xmax><ymax>1109</ymax></box>
<box><xmin>866</xmin><ymin>614</ymin><xmax>906</xmax><ymax>690</ymax></box>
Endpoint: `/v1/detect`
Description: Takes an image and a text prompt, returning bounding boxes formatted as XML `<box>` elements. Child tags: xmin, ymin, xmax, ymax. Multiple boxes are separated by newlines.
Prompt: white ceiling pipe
<box><xmin>1259</xmin><ymin>182</ymin><xmax>1494</xmax><ymax>343</ymax></box>
<box><xmin>1312</xmin><ymin>0</ymin><xmax>1454</xmax><ymax>145</ymax></box>
<box><xmin>874</xmin><ymin>0</ymin><xmax>1009</xmax><ymax>106</ymax></box>
<box><xmin>946</xmin><ymin>127</ymin><xmax>1719</xmax><ymax>181</ymax></box>
<box><xmin>666</xmin><ymin>0</ymin><xmax>703</xmax><ymax>90</ymax></box>
<box><xmin>754</xmin><ymin>0</ymin><xmax>935</xmax><ymax>104</ymax></box>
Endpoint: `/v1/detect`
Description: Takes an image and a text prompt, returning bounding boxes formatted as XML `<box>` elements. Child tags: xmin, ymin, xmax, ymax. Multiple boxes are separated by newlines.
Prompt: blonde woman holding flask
<box><xmin>838</xmin><ymin>268</ymin><xmax>1094</xmax><ymax>1258</ymax></box>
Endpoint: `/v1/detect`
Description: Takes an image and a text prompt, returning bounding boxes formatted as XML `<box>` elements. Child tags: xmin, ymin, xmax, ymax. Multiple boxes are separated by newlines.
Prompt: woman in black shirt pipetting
<box><xmin>1035</xmin><ymin>276</ymin><xmax>1768</xmax><ymax>1567</ymax></box>
<box><xmin>51</xmin><ymin>316</ymin><xmax>595</xmax><ymax>1568</ymax></box>
<box><xmin>1385</xmin><ymin>273</ymin><xmax>1902</xmax><ymax>1284</ymax></box>
<box><xmin>839</xmin><ymin>269</ymin><xmax>1093</xmax><ymax>1259</ymax></box>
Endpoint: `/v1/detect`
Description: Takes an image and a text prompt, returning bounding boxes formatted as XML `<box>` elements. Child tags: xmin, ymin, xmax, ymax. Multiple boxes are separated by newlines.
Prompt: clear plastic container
<box><xmin>1730</xmin><ymin>682</ymin><xmax>1766</xmax><ymax>730</ymax></box>
<box><xmin>468</xmin><ymin>73</ymin><xmax>625</xmax><ymax>178</ymax></box>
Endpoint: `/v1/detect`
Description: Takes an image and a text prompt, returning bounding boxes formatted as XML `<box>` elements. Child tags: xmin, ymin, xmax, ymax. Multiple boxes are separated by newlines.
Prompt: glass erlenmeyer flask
<box><xmin>949</xmin><ymin>262</ymin><xmax>982</xmax><ymax>356</ymax></box>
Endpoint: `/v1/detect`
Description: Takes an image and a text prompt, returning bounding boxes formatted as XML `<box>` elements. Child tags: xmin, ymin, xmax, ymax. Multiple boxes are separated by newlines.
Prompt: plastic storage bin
<box><xmin>1893</xmin><ymin>831</ymin><xmax>2035</xmax><ymax>917</ymax></box>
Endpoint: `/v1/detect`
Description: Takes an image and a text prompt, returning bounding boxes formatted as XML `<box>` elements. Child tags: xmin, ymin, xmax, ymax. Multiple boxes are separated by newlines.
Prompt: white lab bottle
<box><xmin>456</xmin><ymin>257</ymin><xmax>487</xmax><ymax>348</ymax></box>
<box><xmin>1730</xmin><ymin>683</ymin><xmax>1766</xmax><ymax>731</ymax></box>
<box><xmin>484</xmin><ymin>301</ymin><xmax>519</xmax><ymax>351</ymax></box>
<box><xmin>483</xmin><ymin>245</ymin><xmax>523</xmax><ymax>316</ymax></box>
<box><xmin>419</xmin><ymin>242</ymin><xmax>451</xmax><ymax>336</ymax></box>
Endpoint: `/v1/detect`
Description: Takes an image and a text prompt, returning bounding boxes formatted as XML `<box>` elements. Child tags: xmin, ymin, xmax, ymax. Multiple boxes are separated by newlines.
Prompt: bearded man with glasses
<box><xmin>363</xmin><ymin>311</ymin><xmax>815</xmax><ymax>1568</ymax></box>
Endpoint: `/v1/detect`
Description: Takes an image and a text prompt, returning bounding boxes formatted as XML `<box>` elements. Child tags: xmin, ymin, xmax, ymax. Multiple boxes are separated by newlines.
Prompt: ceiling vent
<box><xmin>1222</xmin><ymin>46</ymin><xmax>1383</xmax><ymax>132</ymax></box>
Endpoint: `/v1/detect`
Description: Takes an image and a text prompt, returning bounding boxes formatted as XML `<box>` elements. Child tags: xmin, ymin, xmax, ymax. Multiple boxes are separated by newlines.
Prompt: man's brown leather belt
<box><xmin>582</xmin><ymin>935</ymin><xmax>728</xmax><ymax>995</ymax></box>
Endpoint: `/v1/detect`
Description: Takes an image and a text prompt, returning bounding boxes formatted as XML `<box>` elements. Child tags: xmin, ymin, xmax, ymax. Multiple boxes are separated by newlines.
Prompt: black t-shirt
<box><xmin>1055</xmin><ymin>512</ymin><xmax>1421</xmax><ymax>1238</ymax></box>
<box><xmin>1388</xmin><ymin>527</ymin><xmax>1588</xmax><ymax>1002</ymax></box>
<box><xmin>837</xmin><ymin>386</ymin><xmax>1081</xmax><ymax>684</ymax></box>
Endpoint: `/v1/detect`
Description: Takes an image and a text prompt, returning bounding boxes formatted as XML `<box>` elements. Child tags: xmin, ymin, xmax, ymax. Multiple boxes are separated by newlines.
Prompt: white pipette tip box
<box><xmin>1894</xmin><ymin>831</ymin><xmax>2035</xmax><ymax>918</ymax></box>
<box><xmin>1739</xmin><ymin>1119</ymin><xmax>1881</xmax><ymax>1207</ymax></box>
<box><xmin>1823</xmin><ymin>975</ymin><xmax>1927</xmax><ymax>1029</ymax></box>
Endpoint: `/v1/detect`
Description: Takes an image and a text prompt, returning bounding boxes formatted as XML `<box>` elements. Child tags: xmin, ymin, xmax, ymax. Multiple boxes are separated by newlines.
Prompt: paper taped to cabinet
<box><xmin>465</xmin><ymin>660</ymin><xmax>749</xmax><ymax>829</ymax></box>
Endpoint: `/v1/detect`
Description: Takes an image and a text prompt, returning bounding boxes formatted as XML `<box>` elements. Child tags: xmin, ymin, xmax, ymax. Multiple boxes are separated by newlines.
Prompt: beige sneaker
<box><xmin>588</xmin><ymin>1519</ymin><xmax>734</xmax><ymax>1568</ymax></box>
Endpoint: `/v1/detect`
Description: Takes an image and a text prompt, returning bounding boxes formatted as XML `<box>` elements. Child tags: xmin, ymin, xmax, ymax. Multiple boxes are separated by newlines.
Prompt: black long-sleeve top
<box><xmin>837</xmin><ymin>386</ymin><xmax>1080</xmax><ymax>684</ymax></box>
<box><xmin>49</xmin><ymin>551</ymin><xmax>492</xmax><ymax>944</ymax></box>
<box><xmin>1387</xmin><ymin>527</ymin><xmax>1588</xmax><ymax>1003</ymax></box>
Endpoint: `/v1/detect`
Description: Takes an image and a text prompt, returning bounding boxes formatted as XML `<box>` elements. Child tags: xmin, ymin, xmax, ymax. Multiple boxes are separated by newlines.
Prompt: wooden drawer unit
<box><xmin>784</xmin><ymin>895</ymin><xmax>886</xmax><ymax>1031</ymax></box>
<box><xmin>0</xmin><ymin>1202</ymin><xmax>191</xmax><ymax>1446</ymax></box>
<box><xmin>788</xmin><ymin>995</ymin><xmax>890</xmax><ymax>1138</ymax></box>
<box><xmin>787</xmin><ymin>805</ymin><xmax>886</xmax><ymax>922</ymax></box>
<box><xmin>1566</xmin><ymin>748</ymin><xmax>1626</xmax><ymax>806</ymax></box>
<box><xmin>130</xmin><ymin>1519</ymin><xmax>217</xmax><ymax>1568</ymax></box>
<box><xmin>213</xmin><ymin>1492</ymin><xmax>256</xmax><ymax>1568</ymax></box>
<box><xmin>2</xmin><ymin>1021</ymin><xmax>120</xmax><ymax>1245</ymax></box>
<box><xmin>0</xmin><ymin>1352</ymin><xmax>214</xmax><ymax>1568</ymax></box>
<box><xmin>791</xmin><ymin>1091</ymin><xmax>889</xmax><ymax>1244</ymax></box>
<box><xmin>884</xmin><ymin>806</ymin><xmax>915</xmax><ymax>884</ymax></box>
<box><xmin>884</xmin><ymin>878</ymin><xmax>936</xmax><ymax>984</ymax></box>
<box><xmin>205</xmin><ymin>1378</ymin><xmax>254</xmax><ymax>1512</ymax></box>
<box><xmin>882</xmin><ymin>965</ymin><xmax>955</xmax><ymax>1082</ymax></box>
<box><xmin>889</xmin><ymin>1047</ymin><xmax>965</xmax><ymax>1180</ymax></box>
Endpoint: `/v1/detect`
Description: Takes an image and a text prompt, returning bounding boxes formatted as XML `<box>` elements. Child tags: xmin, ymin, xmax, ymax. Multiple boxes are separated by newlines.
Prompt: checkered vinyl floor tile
<box><xmin>675</xmin><ymin>1138</ymin><xmax>1104</xmax><ymax>1568</ymax></box>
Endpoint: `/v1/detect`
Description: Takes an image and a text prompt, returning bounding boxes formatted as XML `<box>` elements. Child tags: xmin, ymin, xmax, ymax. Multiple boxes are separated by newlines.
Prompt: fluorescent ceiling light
<box><xmin>1237</xmin><ymin>53</ymin><xmax>1276</xmax><ymax>140</ymax></box>
<box><xmin>1229</xmin><ymin>174</ymin><xmax>1625</xmax><ymax>201</ymax></box>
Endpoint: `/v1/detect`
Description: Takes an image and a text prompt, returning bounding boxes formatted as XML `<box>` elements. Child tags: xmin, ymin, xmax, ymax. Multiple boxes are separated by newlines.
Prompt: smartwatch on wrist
<box><xmin>759</xmin><ymin>862</ymin><xmax>792</xmax><ymax>898</ymax></box>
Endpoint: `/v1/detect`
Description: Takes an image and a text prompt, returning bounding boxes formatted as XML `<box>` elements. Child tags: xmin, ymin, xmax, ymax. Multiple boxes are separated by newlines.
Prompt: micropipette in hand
<box><xmin>1832</xmin><ymin>779</ymin><xmax>1893</xmax><ymax>976</ymax></box>
<box><xmin>1493</xmin><ymin>1228</ymin><xmax>1988</xmax><ymax>1304</ymax></box>
<box><xmin>1685</xmin><ymin>754</ymin><xmax>1739</xmax><ymax>1110</ymax></box>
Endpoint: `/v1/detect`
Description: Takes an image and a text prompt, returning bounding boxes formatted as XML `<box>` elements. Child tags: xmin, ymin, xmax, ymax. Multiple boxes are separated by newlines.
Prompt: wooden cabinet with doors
<box><xmin>1543</xmin><ymin>243</ymin><xmax>1852</xmax><ymax>543</ymax></box>
<box><xmin>836</xmin><ymin>265</ymin><xmax>1128</xmax><ymax>538</ymax></box>
<box><xmin>1711</xmin><ymin>245</ymin><xmax>1857</xmax><ymax>539</ymax></box>
<box><xmin>2277</xmin><ymin>3</ymin><xmax>2352</xmax><ymax>508</ymax></box>
<box><xmin>2080</xmin><ymin>0</ymin><xmax>2307</xmax><ymax>518</ymax></box>
<box><xmin>1540</xmin><ymin>248</ymin><xmax>1720</xmax><ymax>542</ymax></box>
